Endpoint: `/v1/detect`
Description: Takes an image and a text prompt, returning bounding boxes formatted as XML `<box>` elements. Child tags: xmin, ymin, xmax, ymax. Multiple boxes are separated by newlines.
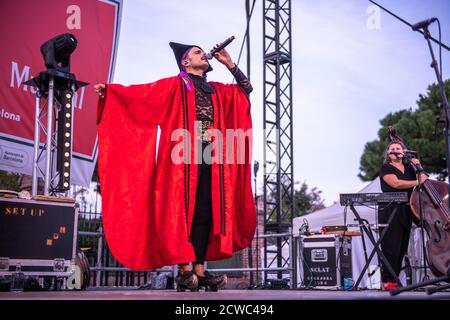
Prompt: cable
<box><xmin>336</xmin><ymin>238</ymin><xmax>342</xmax><ymax>275</ymax></box>
<box><xmin>368</xmin><ymin>0</ymin><xmax>450</xmax><ymax>51</ymax></box>
<box><xmin>301</xmin><ymin>252</ymin><xmax>315</xmax><ymax>288</ymax></box>
<box><xmin>231</xmin><ymin>0</ymin><xmax>256</xmax><ymax>83</ymax></box>
<box><xmin>253</xmin><ymin>166</ymin><xmax>260</xmax><ymax>288</ymax></box>
<box><xmin>236</xmin><ymin>0</ymin><xmax>256</xmax><ymax>67</ymax></box>
<box><xmin>296</xmin><ymin>219</ymin><xmax>316</xmax><ymax>288</ymax></box>
<box><xmin>297</xmin><ymin>239</ymin><xmax>316</xmax><ymax>288</ymax></box>
<box><xmin>437</xmin><ymin>19</ymin><xmax>443</xmax><ymax>79</ymax></box>
<box><xmin>299</xmin><ymin>218</ymin><xmax>309</xmax><ymax>235</ymax></box>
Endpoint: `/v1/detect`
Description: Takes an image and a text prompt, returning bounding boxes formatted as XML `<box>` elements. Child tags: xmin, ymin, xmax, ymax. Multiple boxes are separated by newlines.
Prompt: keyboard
<box><xmin>339</xmin><ymin>192</ymin><xmax>408</xmax><ymax>206</ymax></box>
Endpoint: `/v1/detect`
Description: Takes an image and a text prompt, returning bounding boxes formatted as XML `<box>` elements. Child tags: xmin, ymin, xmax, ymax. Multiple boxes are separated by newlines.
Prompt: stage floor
<box><xmin>1</xmin><ymin>288</ymin><xmax>449</xmax><ymax>300</ymax></box>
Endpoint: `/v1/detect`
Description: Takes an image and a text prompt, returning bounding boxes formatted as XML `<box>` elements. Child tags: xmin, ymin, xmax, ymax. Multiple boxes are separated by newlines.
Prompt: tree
<box><xmin>293</xmin><ymin>181</ymin><xmax>326</xmax><ymax>217</ymax></box>
<box><xmin>267</xmin><ymin>178</ymin><xmax>326</xmax><ymax>224</ymax></box>
<box><xmin>0</xmin><ymin>170</ymin><xmax>20</xmax><ymax>191</ymax></box>
<box><xmin>359</xmin><ymin>80</ymin><xmax>450</xmax><ymax>181</ymax></box>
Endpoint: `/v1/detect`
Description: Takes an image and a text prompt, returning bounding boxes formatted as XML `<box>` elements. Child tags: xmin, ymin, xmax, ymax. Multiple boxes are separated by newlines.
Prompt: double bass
<box><xmin>388</xmin><ymin>126</ymin><xmax>450</xmax><ymax>276</ymax></box>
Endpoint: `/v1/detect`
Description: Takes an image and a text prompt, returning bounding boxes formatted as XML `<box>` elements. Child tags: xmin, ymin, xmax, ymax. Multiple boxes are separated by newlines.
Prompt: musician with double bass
<box><xmin>379</xmin><ymin>141</ymin><xmax>428</xmax><ymax>290</ymax></box>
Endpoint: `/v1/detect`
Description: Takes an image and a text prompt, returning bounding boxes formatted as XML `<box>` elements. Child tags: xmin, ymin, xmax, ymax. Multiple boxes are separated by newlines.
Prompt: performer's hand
<box><xmin>410</xmin><ymin>158</ymin><xmax>429</xmax><ymax>182</ymax></box>
<box><xmin>94</xmin><ymin>83</ymin><xmax>106</xmax><ymax>99</ymax></box>
<box><xmin>419</xmin><ymin>173</ymin><xmax>429</xmax><ymax>182</ymax></box>
<box><xmin>213</xmin><ymin>46</ymin><xmax>235</xmax><ymax>69</ymax></box>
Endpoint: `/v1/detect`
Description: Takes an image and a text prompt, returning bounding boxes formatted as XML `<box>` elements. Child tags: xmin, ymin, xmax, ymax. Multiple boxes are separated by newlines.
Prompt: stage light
<box><xmin>25</xmin><ymin>32</ymin><xmax>88</xmax><ymax>196</ymax></box>
<box><xmin>57</xmin><ymin>89</ymin><xmax>74</xmax><ymax>191</ymax></box>
<box><xmin>40</xmin><ymin>33</ymin><xmax>78</xmax><ymax>73</ymax></box>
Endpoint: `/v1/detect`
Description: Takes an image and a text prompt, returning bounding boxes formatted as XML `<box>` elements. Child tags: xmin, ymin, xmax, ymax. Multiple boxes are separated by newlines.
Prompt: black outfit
<box><xmin>188</xmin><ymin>66</ymin><xmax>252</xmax><ymax>264</ymax></box>
<box><xmin>378</xmin><ymin>162</ymin><xmax>416</xmax><ymax>282</ymax></box>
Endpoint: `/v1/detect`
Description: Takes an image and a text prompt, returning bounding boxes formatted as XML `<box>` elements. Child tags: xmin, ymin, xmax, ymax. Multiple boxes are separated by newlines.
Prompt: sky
<box><xmin>112</xmin><ymin>0</ymin><xmax>450</xmax><ymax>206</ymax></box>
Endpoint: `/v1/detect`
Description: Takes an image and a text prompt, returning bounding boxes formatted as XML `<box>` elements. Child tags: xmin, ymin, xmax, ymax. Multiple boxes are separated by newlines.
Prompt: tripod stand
<box><xmin>348</xmin><ymin>203</ymin><xmax>403</xmax><ymax>290</ymax></box>
<box><xmin>248</xmin><ymin>160</ymin><xmax>261</xmax><ymax>289</ymax></box>
<box><xmin>411</xmin><ymin>22</ymin><xmax>450</xmax><ymax>297</ymax></box>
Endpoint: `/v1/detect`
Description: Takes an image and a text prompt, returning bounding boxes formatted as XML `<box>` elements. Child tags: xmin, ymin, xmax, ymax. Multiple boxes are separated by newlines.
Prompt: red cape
<box><xmin>97</xmin><ymin>76</ymin><xmax>256</xmax><ymax>270</ymax></box>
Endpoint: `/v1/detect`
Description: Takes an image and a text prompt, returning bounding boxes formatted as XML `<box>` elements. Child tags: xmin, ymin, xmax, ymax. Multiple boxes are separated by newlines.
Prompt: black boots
<box><xmin>176</xmin><ymin>270</ymin><xmax>228</xmax><ymax>292</ymax></box>
<box><xmin>176</xmin><ymin>271</ymin><xmax>198</xmax><ymax>292</ymax></box>
<box><xmin>196</xmin><ymin>271</ymin><xmax>227</xmax><ymax>292</ymax></box>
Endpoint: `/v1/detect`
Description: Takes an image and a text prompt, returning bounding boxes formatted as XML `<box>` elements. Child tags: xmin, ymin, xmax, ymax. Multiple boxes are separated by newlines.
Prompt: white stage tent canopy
<box><xmin>293</xmin><ymin>178</ymin><xmax>381</xmax><ymax>234</ymax></box>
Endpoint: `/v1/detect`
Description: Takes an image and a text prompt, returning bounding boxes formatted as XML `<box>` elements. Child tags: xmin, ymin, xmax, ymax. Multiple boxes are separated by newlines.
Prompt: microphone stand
<box><xmin>420</xmin><ymin>25</ymin><xmax>450</xmax><ymax>211</ymax></box>
<box><xmin>367</xmin><ymin>0</ymin><xmax>450</xmax><ymax>296</ymax></box>
<box><xmin>404</xmin><ymin>25</ymin><xmax>450</xmax><ymax>295</ymax></box>
<box><xmin>368</xmin><ymin>0</ymin><xmax>450</xmax><ymax>52</ymax></box>
<box><xmin>248</xmin><ymin>161</ymin><xmax>259</xmax><ymax>289</ymax></box>
<box><xmin>408</xmin><ymin>159</ymin><xmax>429</xmax><ymax>282</ymax></box>
<box><xmin>248</xmin><ymin>172</ymin><xmax>255</xmax><ymax>287</ymax></box>
<box><xmin>253</xmin><ymin>171</ymin><xmax>258</xmax><ymax>288</ymax></box>
<box><xmin>391</xmin><ymin>28</ymin><xmax>450</xmax><ymax>298</ymax></box>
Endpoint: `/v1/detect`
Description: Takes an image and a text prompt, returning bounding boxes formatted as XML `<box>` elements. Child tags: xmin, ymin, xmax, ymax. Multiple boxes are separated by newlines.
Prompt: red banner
<box><xmin>0</xmin><ymin>0</ymin><xmax>121</xmax><ymax>186</ymax></box>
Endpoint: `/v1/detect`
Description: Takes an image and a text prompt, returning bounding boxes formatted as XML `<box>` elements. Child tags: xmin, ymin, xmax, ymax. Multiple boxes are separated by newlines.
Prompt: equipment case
<box><xmin>297</xmin><ymin>234</ymin><xmax>352</xmax><ymax>289</ymax></box>
<box><xmin>0</xmin><ymin>197</ymin><xmax>79</xmax><ymax>290</ymax></box>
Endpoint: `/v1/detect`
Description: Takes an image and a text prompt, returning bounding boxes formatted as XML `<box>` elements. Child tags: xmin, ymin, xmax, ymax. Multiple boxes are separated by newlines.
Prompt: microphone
<box><xmin>205</xmin><ymin>36</ymin><xmax>235</xmax><ymax>60</ymax></box>
<box><xmin>253</xmin><ymin>160</ymin><xmax>259</xmax><ymax>178</ymax></box>
<box><xmin>411</xmin><ymin>17</ymin><xmax>437</xmax><ymax>31</ymax></box>
<box><xmin>402</xmin><ymin>150</ymin><xmax>425</xmax><ymax>172</ymax></box>
<box><xmin>388</xmin><ymin>152</ymin><xmax>402</xmax><ymax>160</ymax></box>
<box><xmin>404</xmin><ymin>149</ymin><xmax>418</xmax><ymax>158</ymax></box>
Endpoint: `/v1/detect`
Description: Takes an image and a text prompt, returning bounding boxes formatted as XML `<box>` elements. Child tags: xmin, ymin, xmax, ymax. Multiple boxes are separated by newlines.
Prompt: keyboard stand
<box><xmin>347</xmin><ymin>203</ymin><xmax>403</xmax><ymax>290</ymax></box>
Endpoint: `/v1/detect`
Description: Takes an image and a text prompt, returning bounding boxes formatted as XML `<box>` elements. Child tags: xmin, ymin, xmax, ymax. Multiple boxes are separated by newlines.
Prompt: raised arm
<box><xmin>212</xmin><ymin>47</ymin><xmax>253</xmax><ymax>95</ymax></box>
<box><xmin>95</xmin><ymin>77</ymin><xmax>179</xmax><ymax>126</ymax></box>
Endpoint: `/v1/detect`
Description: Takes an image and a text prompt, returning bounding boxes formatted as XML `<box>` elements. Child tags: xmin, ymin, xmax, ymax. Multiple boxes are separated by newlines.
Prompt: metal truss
<box><xmin>263</xmin><ymin>0</ymin><xmax>294</xmax><ymax>283</ymax></box>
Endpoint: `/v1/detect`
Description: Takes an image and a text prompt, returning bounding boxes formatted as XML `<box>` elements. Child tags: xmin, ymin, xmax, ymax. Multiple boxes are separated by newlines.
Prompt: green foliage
<box><xmin>359</xmin><ymin>80</ymin><xmax>450</xmax><ymax>181</ymax></box>
<box><xmin>293</xmin><ymin>182</ymin><xmax>326</xmax><ymax>217</ymax></box>
<box><xmin>0</xmin><ymin>170</ymin><xmax>21</xmax><ymax>191</ymax></box>
<box><xmin>267</xmin><ymin>178</ymin><xmax>326</xmax><ymax>225</ymax></box>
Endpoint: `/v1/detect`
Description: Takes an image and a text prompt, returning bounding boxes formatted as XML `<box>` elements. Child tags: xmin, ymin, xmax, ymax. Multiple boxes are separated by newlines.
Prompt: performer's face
<box><xmin>182</xmin><ymin>47</ymin><xmax>209</xmax><ymax>72</ymax></box>
<box><xmin>388</xmin><ymin>143</ymin><xmax>404</xmax><ymax>161</ymax></box>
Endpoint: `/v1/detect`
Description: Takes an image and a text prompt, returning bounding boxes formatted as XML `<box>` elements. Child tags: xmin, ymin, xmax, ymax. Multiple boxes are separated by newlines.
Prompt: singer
<box><xmin>93</xmin><ymin>40</ymin><xmax>255</xmax><ymax>292</ymax></box>
<box><xmin>378</xmin><ymin>141</ymin><xmax>428</xmax><ymax>291</ymax></box>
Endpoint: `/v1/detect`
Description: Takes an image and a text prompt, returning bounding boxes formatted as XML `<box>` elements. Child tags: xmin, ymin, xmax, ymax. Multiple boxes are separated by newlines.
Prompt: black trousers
<box><xmin>190</xmin><ymin>146</ymin><xmax>213</xmax><ymax>265</ymax></box>
<box><xmin>378</xmin><ymin>203</ymin><xmax>413</xmax><ymax>282</ymax></box>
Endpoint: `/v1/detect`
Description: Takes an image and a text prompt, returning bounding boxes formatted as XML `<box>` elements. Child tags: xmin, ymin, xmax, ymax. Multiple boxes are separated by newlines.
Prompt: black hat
<box><xmin>169</xmin><ymin>42</ymin><xmax>213</xmax><ymax>73</ymax></box>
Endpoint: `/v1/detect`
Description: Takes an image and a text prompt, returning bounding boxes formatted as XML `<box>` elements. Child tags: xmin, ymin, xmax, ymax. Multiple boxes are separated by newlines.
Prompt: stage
<box><xmin>1</xmin><ymin>288</ymin><xmax>449</xmax><ymax>300</ymax></box>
